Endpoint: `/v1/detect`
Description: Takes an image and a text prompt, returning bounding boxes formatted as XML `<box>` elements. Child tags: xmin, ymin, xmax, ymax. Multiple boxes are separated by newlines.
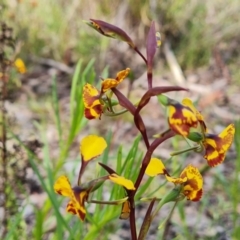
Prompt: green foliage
<box><xmin>231</xmin><ymin>120</ymin><xmax>240</xmax><ymax>239</ymax></box>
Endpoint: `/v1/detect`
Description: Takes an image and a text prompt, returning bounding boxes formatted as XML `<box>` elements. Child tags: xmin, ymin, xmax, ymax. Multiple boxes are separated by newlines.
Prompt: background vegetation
<box><xmin>0</xmin><ymin>0</ymin><xmax>240</xmax><ymax>239</ymax></box>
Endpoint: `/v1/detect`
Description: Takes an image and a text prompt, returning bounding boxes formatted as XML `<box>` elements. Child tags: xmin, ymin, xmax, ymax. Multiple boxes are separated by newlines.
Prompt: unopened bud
<box><xmin>187</xmin><ymin>132</ymin><xmax>203</xmax><ymax>142</ymax></box>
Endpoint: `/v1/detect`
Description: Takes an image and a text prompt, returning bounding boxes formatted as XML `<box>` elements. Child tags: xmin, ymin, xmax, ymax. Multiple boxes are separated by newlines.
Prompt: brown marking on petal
<box><xmin>84</xmin><ymin>94</ymin><xmax>100</xmax><ymax>108</ymax></box>
<box><xmin>191</xmin><ymin>189</ymin><xmax>203</xmax><ymax>201</ymax></box>
<box><xmin>204</xmin><ymin>139</ymin><xmax>225</xmax><ymax>167</ymax></box>
<box><xmin>180</xmin><ymin>171</ymin><xmax>187</xmax><ymax>179</ymax></box>
<box><xmin>67</xmin><ymin>207</ymin><xmax>77</xmax><ymax>215</ymax></box>
<box><xmin>163</xmin><ymin>169</ymin><xmax>170</xmax><ymax>176</ymax></box>
<box><xmin>84</xmin><ymin>108</ymin><xmax>96</xmax><ymax>119</ymax></box>
<box><xmin>74</xmin><ymin>189</ymin><xmax>88</xmax><ymax>211</ymax></box>
<box><xmin>83</xmin><ymin>84</ymin><xmax>101</xmax><ymax>108</ymax></box>
<box><xmin>56</xmin><ymin>190</ymin><xmax>62</xmax><ymax>195</ymax></box>
<box><xmin>84</xmin><ymin>104</ymin><xmax>103</xmax><ymax>120</ymax></box>
<box><xmin>185</xmin><ymin>178</ymin><xmax>198</xmax><ymax>191</ymax></box>
<box><xmin>77</xmin><ymin>209</ymin><xmax>86</xmax><ymax>221</ymax></box>
<box><xmin>168</xmin><ymin>103</ymin><xmax>198</xmax><ymax>136</ymax></box>
<box><xmin>67</xmin><ymin>202</ymin><xmax>77</xmax><ymax>215</ymax></box>
<box><xmin>92</xmin><ymin>104</ymin><xmax>103</xmax><ymax>116</ymax></box>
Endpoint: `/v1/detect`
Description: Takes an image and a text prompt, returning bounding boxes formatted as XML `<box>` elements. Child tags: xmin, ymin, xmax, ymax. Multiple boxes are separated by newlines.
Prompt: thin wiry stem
<box><xmin>134</xmin><ymin>46</ymin><xmax>147</xmax><ymax>65</ymax></box>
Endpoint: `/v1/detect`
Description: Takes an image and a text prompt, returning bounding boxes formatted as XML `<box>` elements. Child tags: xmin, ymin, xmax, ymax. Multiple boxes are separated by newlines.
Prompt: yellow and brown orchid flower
<box><xmin>181</xmin><ymin>99</ymin><xmax>235</xmax><ymax>166</ymax></box>
<box><xmin>54</xmin><ymin>175</ymin><xmax>89</xmax><ymax>221</ymax></box>
<box><xmin>165</xmin><ymin>165</ymin><xmax>203</xmax><ymax>201</ymax></box>
<box><xmin>158</xmin><ymin>95</ymin><xmax>198</xmax><ymax>137</ymax></box>
<box><xmin>101</xmin><ymin>68</ymin><xmax>130</xmax><ymax>93</ymax></box>
<box><xmin>182</xmin><ymin>98</ymin><xmax>207</xmax><ymax>132</ymax></box>
<box><xmin>83</xmin><ymin>83</ymin><xmax>103</xmax><ymax>119</ymax></box>
<box><xmin>203</xmin><ymin>123</ymin><xmax>235</xmax><ymax>167</ymax></box>
<box><xmin>54</xmin><ymin>173</ymin><xmax>135</xmax><ymax>221</ymax></box>
<box><xmin>168</xmin><ymin>101</ymin><xmax>198</xmax><ymax>137</ymax></box>
<box><xmin>83</xmin><ymin>68</ymin><xmax>130</xmax><ymax>119</ymax></box>
<box><xmin>145</xmin><ymin>159</ymin><xmax>203</xmax><ymax>201</ymax></box>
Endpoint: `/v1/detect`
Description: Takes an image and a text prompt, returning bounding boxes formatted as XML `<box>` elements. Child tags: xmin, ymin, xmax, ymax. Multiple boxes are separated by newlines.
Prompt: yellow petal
<box><xmin>80</xmin><ymin>135</ymin><xmax>107</xmax><ymax>161</ymax></box>
<box><xmin>109</xmin><ymin>174</ymin><xmax>135</xmax><ymax>190</ymax></box>
<box><xmin>181</xmin><ymin>165</ymin><xmax>203</xmax><ymax>188</ymax></box>
<box><xmin>54</xmin><ymin>176</ymin><xmax>72</xmax><ymax>197</ymax></box>
<box><xmin>181</xmin><ymin>165</ymin><xmax>203</xmax><ymax>201</ymax></box>
<box><xmin>203</xmin><ymin>123</ymin><xmax>235</xmax><ymax>167</ymax></box>
<box><xmin>115</xmin><ymin>68</ymin><xmax>130</xmax><ymax>83</ymax></box>
<box><xmin>182</xmin><ymin>98</ymin><xmax>207</xmax><ymax>132</ymax></box>
<box><xmin>219</xmin><ymin>123</ymin><xmax>235</xmax><ymax>152</ymax></box>
<box><xmin>101</xmin><ymin>78</ymin><xmax>118</xmax><ymax>92</ymax></box>
<box><xmin>182</xmin><ymin>98</ymin><xmax>204</xmax><ymax>122</ymax></box>
<box><xmin>145</xmin><ymin>158</ymin><xmax>166</xmax><ymax>177</ymax></box>
<box><xmin>165</xmin><ymin>175</ymin><xmax>187</xmax><ymax>184</ymax></box>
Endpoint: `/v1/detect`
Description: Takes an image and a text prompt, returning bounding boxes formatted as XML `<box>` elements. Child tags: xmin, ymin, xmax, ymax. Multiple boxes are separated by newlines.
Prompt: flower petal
<box><xmin>54</xmin><ymin>176</ymin><xmax>73</xmax><ymax>197</ymax></box>
<box><xmin>145</xmin><ymin>158</ymin><xmax>167</xmax><ymax>177</ymax></box>
<box><xmin>168</xmin><ymin>102</ymin><xmax>198</xmax><ymax>136</ymax></box>
<box><xmin>83</xmin><ymin>83</ymin><xmax>101</xmax><ymax>108</ymax></box>
<box><xmin>80</xmin><ymin>135</ymin><xmax>107</xmax><ymax>161</ymax></box>
<box><xmin>115</xmin><ymin>68</ymin><xmax>130</xmax><ymax>83</ymax></box>
<box><xmin>203</xmin><ymin>124</ymin><xmax>235</xmax><ymax>167</ymax></box>
<box><xmin>72</xmin><ymin>189</ymin><xmax>88</xmax><ymax>221</ymax></box>
<box><xmin>219</xmin><ymin>123</ymin><xmax>235</xmax><ymax>152</ymax></box>
<box><xmin>165</xmin><ymin>175</ymin><xmax>187</xmax><ymax>184</ymax></box>
<box><xmin>181</xmin><ymin>165</ymin><xmax>203</xmax><ymax>201</ymax></box>
<box><xmin>66</xmin><ymin>200</ymin><xmax>78</xmax><ymax>215</ymax></box>
<box><xmin>182</xmin><ymin>98</ymin><xmax>204</xmax><ymax>122</ymax></box>
<box><xmin>101</xmin><ymin>78</ymin><xmax>118</xmax><ymax>92</ymax></box>
<box><xmin>101</xmin><ymin>68</ymin><xmax>130</xmax><ymax>93</ymax></box>
<box><xmin>84</xmin><ymin>104</ymin><xmax>103</xmax><ymax>119</ymax></box>
<box><xmin>182</xmin><ymin>98</ymin><xmax>207</xmax><ymax>132</ymax></box>
<box><xmin>109</xmin><ymin>174</ymin><xmax>135</xmax><ymax>190</ymax></box>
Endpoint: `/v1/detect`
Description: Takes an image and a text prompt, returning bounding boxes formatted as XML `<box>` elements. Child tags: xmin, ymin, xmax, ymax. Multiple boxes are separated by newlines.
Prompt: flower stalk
<box><xmin>53</xmin><ymin>19</ymin><xmax>235</xmax><ymax>240</ymax></box>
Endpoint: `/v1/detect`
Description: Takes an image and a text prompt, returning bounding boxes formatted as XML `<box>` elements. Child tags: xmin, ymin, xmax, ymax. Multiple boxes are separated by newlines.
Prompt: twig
<box><xmin>163</xmin><ymin>40</ymin><xmax>186</xmax><ymax>86</ymax></box>
<box><xmin>30</xmin><ymin>56</ymin><xmax>74</xmax><ymax>74</ymax></box>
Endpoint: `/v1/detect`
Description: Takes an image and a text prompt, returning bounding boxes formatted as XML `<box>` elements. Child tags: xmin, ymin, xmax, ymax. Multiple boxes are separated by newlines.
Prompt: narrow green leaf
<box><xmin>51</xmin><ymin>74</ymin><xmax>62</xmax><ymax>143</ymax></box>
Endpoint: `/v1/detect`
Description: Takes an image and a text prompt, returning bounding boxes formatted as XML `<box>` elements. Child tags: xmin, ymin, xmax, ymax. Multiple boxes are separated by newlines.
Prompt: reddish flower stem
<box><xmin>134</xmin><ymin>130</ymin><xmax>175</xmax><ymax>190</ymax></box>
<box><xmin>128</xmin><ymin>131</ymin><xmax>175</xmax><ymax>240</ymax></box>
<box><xmin>147</xmin><ymin>71</ymin><xmax>152</xmax><ymax>89</ymax></box>
<box><xmin>134</xmin><ymin>46</ymin><xmax>147</xmax><ymax>65</ymax></box>
<box><xmin>129</xmin><ymin>192</ymin><xmax>137</xmax><ymax>240</ymax></box>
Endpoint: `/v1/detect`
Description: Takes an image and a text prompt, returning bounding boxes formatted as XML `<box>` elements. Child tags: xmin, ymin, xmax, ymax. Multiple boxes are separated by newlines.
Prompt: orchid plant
<box><xmin>54</xmin><ymin>19</ymin><xmax>235</xmax><ymax>240</ymax></box>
